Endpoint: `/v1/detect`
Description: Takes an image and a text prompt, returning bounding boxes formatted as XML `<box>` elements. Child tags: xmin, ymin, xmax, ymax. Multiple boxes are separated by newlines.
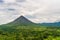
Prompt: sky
<box><xmin>0</xmin><ymin>0</ymin><xmax>60</xmax><ymax>24</ymax></box>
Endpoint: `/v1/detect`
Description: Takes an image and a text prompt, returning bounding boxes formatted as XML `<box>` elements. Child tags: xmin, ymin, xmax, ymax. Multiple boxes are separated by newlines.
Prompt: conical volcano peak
<box><xmin>16</xmin><ymin>15</ymin><xmax>28</xmax><ymax>21</ymax></box>
<box><xmin>3</xmin><ymin>15</ymin><xmax>35</xmax><ymax>26</ymax></box>
<box><xmin>20</xmin><ymin>15</ymin><xmax>25</xmax><ymax>18</ymax></box>
<box><xmin>7</xmin><ymin>15</ymin><xmax>34</xmax><ymax>26</ymax></box>
<box><xmin>19</xmin><ymin>15</ymin><xmax>26</xmax><ymax>19</ymax></box>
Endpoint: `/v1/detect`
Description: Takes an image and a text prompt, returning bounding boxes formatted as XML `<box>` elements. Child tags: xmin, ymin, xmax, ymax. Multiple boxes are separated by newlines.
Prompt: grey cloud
<box><xmin>0</xmin><ymin>0</ymin><xmax>4</xmax><ymax>3</ymax></box>
<box><xmin>16</xmin><ymin>0</ymin><xmax>26</xmax><ymax>2</ymax></box>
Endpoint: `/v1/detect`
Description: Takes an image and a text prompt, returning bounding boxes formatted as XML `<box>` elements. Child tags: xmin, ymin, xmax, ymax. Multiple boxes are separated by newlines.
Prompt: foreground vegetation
<box><xmin>0</xmin><ymin>25</ymin><xmax>60</xmax><ymax>40</ymax></box>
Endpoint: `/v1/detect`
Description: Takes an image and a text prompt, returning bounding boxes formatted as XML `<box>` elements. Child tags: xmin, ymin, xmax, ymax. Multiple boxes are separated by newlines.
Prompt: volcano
<box><xmin>5</xmin><ymin>16</ymin><xmax>35</xmax><ymax>26</ymax></box>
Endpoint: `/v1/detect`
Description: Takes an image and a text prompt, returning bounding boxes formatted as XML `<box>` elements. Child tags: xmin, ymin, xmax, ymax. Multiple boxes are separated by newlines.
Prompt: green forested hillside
<box><xmin>0</xmin><ymin>25</ymin><xmax>60</xmax><ymax>40</ymax></box>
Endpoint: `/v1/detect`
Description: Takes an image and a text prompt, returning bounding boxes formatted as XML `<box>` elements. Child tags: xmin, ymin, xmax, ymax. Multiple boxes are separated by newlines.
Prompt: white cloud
<box><xmin>0</xmin><ymin>15</ymin><xmax>20</xmax><ymax>25</ymax></box>
<box><xmin>4</xmin><ymin>0</ymin><xmax>15</xmax><ymax>3</ymax></box>
<box><xmin>0</xmin><ymin>0</ymin><xmax>60</xmax><ymax>24</ymax></box>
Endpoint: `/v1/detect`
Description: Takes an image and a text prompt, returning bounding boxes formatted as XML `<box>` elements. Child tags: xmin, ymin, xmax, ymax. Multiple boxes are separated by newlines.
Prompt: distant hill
<box><xmin>39</xmin><ymin>22</ymin><xmax>60</xmax><ymax>27</ymax></box>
